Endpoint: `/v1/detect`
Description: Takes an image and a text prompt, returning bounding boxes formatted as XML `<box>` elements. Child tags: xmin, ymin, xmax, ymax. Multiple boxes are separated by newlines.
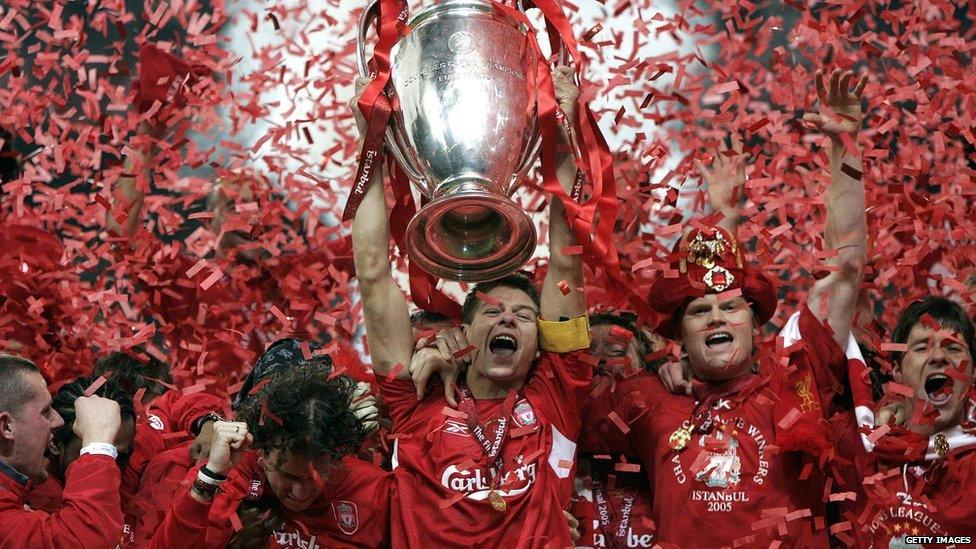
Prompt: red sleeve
<box><xmin>131</xmin><ymin>444</ymin><xmax>195</xmax><ymax>546</ymax></box>
<box><xmin>150</xmin><ymin>389</ymin><xmax>230</xmax><ymax>435</ymax></box>
<box><xmin>146</xmin><ymin>451</ymin><xmax>254</xmax><ymax>549</ymax></box>
<box><xmin>122</xmin><ymin>421</ymin><xmax>167</xmax><ymax>503</ymax></box>
<box><xmin>142</xmin><ymin>252</ymin><xmax>198</xmax><ymax>326</ymax></box>
<box><xmin>523</xmin><ymin>350</ymin><xmax>594</xmax><ymax>437</ymax></box>
<box><xmin>147</xmin><ymin>489</ymin><xmax>212</xmax><ymax>548</ymax></box>
<box><xmin>796</xmin><ymin>305</ymin><xmax>847</xmax><ymax>412</ymax></box>
<box><xmin>0</xmin><ymin>455</ymin><xmax>123</xmax><ymax>549</ymax></box>
<box><xmin>26</xmin><ymin>477</ymin><xmax>63</xmax><ymax>514</ymax></box>
<box><xmin>374</xmin><ymin>375</ymin><xmax>440</xmax><ymax>433</ymax></box>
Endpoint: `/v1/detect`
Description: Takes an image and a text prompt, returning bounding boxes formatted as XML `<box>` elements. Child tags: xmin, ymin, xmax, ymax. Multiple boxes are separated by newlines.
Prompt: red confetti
<box><xmin>83</xmin><ymin>375</ymin><xmax>108</xmax><ymax>397</ymax></box>
<box><xmin>475</xmin><ymin>291</ymin><xmax>501</xmax><ymax>307</ymax></box>
<box><xmin>452</xmin><ymin>345</ymin><xmax>476</xmax><ymax>359</ymax></box>
<box><xmin>556</xmin><ymin>280</ymin><xmax>571</xmax><ymax>295</ymax></box>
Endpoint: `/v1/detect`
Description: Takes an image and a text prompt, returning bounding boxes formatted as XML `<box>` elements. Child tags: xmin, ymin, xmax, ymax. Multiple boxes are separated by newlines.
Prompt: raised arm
<box><xmin>107</xmin><ymin>123</ymin><xmax>153</xmax><ymax>237</ymax></box>
<box><xmin>540</xmin><ymin>66</ymin><xmax>586</xmax><ymax>321</ymax></box>
<box><xmin>695</xmin><ymin>134</ymin><xmax>746</xmax><ymax>235</ymax></box>
<box><xmin>803</xmin><ymin>69</ymin><xmax>868</xmax><ymax>348</ymax></box>
<box><xmin>350</xmin><ymin>79</ymin><xmax>414</xmax><ymax>378</ymax></box>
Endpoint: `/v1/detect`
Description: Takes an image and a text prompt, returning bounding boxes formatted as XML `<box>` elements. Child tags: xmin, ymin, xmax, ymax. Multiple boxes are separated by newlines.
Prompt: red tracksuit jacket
<box><xmin>0</xmin><ymin>454</ymin><xmax>124</xmax><ymax>548</ymax></box>
<box><xmin>141</xmin><ymin>447</ymin><xmax>391</xmax><ymax>548</ymax></box>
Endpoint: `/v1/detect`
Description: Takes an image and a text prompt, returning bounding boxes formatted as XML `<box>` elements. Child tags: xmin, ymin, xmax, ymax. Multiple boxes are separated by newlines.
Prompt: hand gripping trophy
<box><xmin>356</xmin><ymin>0</ymin><xmax>567</xmax><ymax>281</ymax></box>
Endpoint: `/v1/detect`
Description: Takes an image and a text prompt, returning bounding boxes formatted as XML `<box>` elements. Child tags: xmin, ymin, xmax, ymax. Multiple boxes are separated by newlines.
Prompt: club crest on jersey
<box><xmin>147</xmin><ymin>414</ymin><xmax>165</xmax><ymax>431</ymax></box>
<box><xmin>695</xmin><ymin>431</ymin><xmax>741</xmax><ymax>488</ymax></box>
<box><xmin>331</xmin><ymin>501</ymin><xmax>360</xmax><ymax>535</ymax></box>
<box><xmin>795</xmin><ymin>373</ymin><xmax>819</xmax><ymax>413</ymax></box>
<box><xmin>513</xmin><ymin>399</ymin><xmax>536</xmax><ymax>427</ymax></box>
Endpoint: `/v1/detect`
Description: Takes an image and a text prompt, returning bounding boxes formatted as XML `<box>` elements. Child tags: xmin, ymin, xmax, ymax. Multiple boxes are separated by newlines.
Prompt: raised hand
<box><xmin>658</xmin><ymin>358</ymin><xmax>693</xmax><ymax>396</ymax></box>
<box><xmin>695</xmin><ymin>134</ymin><xmax>747</xmax><ymax>223</ymax></box>
<box><xmin>73</xmin><ymin>395</ymin><xmax>122</xmax><ymax>447</ymax></box>
<box><xmin>190</xmin><ymin>419</ymin><xmax>217</xmax><ymax>461</ymax></box>
<box><xmin>802</xmin><ymin>68</ymin><xmax>867</xmax><ymax>139</ymax></box>
<box><xmin>409</xmin><ymin>327</ymin><xmax>471</xmax><ymax>407</ymax></box>
<box><xmin>206</xmin><ymin>421</ymin><xmax>252</xmax><ymax>476</ymax></box>
<box><xmin>350</xmin><ymin>381</ymin><xmax>381</xmax><ymax>433</ymax></box>
<box><xmin>552</xmin><ymin>65</ymin><xmax>578</xmax><ymax>143</ymax></box>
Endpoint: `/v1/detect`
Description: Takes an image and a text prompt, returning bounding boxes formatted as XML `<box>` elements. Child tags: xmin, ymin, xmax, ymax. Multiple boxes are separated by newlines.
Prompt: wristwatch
<box><xmin>191</xmin><ymin>412</ymin><xmax>226</xmax><ymax>436</ymax></box>
<box><xmin>190</xmin><ymin>477</ymin><xmax>221</xmax><ymax>500</ymax></box>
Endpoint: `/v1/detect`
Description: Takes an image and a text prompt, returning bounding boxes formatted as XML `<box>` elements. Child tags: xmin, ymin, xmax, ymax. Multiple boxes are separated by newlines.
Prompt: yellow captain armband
<box><xmin>537</xmin><ymin>315</ymin><xmax>590</xmax><ymax>353</ymax></box>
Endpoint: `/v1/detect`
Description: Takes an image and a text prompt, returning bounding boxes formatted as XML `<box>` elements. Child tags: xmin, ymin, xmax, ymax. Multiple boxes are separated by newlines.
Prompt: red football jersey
<box><xmin>856</xmin><ymin>445</ymin><xmax>976</xmax><ymax>546</ymax></box>
<box><xmin>831</xmin><ymin>412</ymin><xmax>976</xmax><ymax>547</ymax></box>
<box><xmin>377</xmin><ymin>351</ymin><xmax>592</xmax><ymax>548</ymax></box>
<box><xmin>600</xmin><ymin>306</ymin><xmax>844</xmax><ymax>547</ymax></box>
<box><xmin>142</xmin><ymin>447</ymin><xmax>391</xmax><ymax>548</ymax></box>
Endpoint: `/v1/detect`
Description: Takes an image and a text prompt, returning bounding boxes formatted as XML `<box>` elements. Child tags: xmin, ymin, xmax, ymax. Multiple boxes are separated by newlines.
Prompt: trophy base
<box><xmin>407</xmin><ymin>192</ymin><xmax>536</xmax><ymax>282</ymax></box>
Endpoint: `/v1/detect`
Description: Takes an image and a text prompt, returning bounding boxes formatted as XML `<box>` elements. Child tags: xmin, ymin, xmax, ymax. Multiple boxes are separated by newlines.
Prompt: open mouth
<box><xmin>705</xmin><ymin>332</ymin><xmax>733</xmax><ymax>348</ymax></box>
<box><xmin>489</xmin><ymin>334</ymin><xmax>518</xmax><ymax>357</ymax></box>
<box><xmin>924</xmin><ymin>373</ymin><xmax>953</xmax><ymax>405</ymax></box>
<box><xmin>44</xmin><ymin>439</ymin><xmax>56</xmax><ymax>459</ymax></box>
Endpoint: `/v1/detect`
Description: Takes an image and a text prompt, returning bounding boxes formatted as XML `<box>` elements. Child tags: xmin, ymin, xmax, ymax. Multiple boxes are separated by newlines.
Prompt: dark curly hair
<box><xmin>92</xmin><ymin>350</ymin><xmax>173</xmax><ymax>402</ymax></box>
<box><xmin>461</xmin><ymin>273</ymin><xmax>541</xmax><ymax>325</ymax></box>
<box><xmin>236</xmin><ymin>360</ymin><xmax>366</xmax><ymax>461</ymax></box>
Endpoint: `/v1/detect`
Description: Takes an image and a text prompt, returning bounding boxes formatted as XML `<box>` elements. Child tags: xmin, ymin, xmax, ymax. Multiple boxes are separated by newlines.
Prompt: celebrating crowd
<box><xmin>2</xmin><ymin>1</ymin><xmax>976</xmax><ymax>548</ymax></box>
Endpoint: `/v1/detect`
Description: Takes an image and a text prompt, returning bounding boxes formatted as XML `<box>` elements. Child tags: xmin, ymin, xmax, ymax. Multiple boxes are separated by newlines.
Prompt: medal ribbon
<box><xmin>492</xmin><ymin>0</ymin><xmax>655</xmax><ymax>323</ymax></box>
<box><xmin>342</xmin><ymin>0</ymin><xmax>407</xmax><ymax>223</ymax></box>
<box><xmin>591</xmin><ymin>479</ymin><xmax>626</xmax><ymax>549</ymax></box>
<box><xmin>456</xmin><ymin>386</ymin><xmax>520</xmax><ymax>493</ymax></box>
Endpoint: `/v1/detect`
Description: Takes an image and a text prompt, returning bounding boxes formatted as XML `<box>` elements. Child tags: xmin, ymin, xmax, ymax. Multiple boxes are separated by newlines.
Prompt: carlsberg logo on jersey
<box><xmin>441</xmin><ymin>457</ymin><xmax>537</xmax><ymax>500</ymax></box>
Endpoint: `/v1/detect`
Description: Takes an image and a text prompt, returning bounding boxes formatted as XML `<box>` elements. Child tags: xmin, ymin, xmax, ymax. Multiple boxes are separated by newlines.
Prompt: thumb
<box><xmin>801</xmin><ymin>112</ymin><xmax>824</xmax><ymax>127</ymax></box>
<box><xmin>875</xmin><ymin>408</ymin><xmax>891</xmax><ymax>427</ymax></box>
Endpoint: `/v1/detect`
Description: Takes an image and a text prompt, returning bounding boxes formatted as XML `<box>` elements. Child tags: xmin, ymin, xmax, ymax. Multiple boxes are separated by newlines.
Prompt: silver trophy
<box><xmin>357</xmin><ymin>0</ymin><xmax>549</xmax><ymax>282</ymax></box>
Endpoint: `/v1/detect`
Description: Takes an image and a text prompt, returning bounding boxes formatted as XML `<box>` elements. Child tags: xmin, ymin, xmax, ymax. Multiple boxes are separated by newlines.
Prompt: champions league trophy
<box><xmin>357</xmin><ymin>0</ymin><xmax>553</xmax><ymax>282</ymax></box>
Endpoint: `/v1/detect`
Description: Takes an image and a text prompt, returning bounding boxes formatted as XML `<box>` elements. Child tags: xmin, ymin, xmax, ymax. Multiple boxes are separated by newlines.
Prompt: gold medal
<box><xmin>488</xmin><ymin>490</ymin><xmax>507</xmax><ymax>512</ymax></box>
<box><xmin>669</xmin><ymin>425</ymin><xmax>692</xmax><ymax>451</ymax></box>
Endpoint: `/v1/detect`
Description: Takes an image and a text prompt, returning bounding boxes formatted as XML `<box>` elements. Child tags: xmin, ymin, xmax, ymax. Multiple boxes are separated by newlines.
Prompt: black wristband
<box><xmin>200</xmin><ymin>465</ymin><xmax>228</xmax><ymax>481</ymax></box>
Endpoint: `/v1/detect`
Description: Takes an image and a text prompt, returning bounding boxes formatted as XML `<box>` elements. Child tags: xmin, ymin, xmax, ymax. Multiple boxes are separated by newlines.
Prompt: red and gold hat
<box><xmin>649</xmin><ymin>225</ymin><xmax>777</xmax><ymax>338</ymax></box>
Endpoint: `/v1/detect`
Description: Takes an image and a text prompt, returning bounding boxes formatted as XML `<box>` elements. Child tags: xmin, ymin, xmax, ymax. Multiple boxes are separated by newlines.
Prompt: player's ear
<box><xmin>892</xmin><ymin>360</ymin><xmax>904</xmax><ymax>382</ymax></box>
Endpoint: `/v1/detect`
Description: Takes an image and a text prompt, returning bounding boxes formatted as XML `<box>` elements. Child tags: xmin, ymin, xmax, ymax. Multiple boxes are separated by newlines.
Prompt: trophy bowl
<box><xmin>358</xmin><ymin>0</ymin><xmax>542</xmax><ymax>281</ymax></box>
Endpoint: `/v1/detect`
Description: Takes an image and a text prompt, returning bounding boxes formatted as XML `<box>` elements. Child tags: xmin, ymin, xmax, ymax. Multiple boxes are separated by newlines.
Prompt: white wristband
<box><xmin>79</xmin><ymin>442</ymin><xmax>119</xmax><ymax>460</ymax></box>
<box><xmin>196</xmin><ymin>470</ymin><xmax>226</xmax><ymax>486</ymax></box>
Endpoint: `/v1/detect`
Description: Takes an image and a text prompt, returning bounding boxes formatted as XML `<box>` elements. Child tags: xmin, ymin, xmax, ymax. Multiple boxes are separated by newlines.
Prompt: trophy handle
<box><xmin>515</xmin><ymin>0</ymin><xmax>572</xmax><ymax>66</ymax></box>
<box><xmin>356</xmin><ymin>0</ymin><xmax>380</xmax><ymax>78</ymax></box>
<box><xmin>507</xmin><ymin>0</ymin><xmax>575</xmax><ymax>191</ymax></box>
<box><xmin>354</xmin><ymin>0</ymin><xmax>431</xmax><ymax>191</ymax></box>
